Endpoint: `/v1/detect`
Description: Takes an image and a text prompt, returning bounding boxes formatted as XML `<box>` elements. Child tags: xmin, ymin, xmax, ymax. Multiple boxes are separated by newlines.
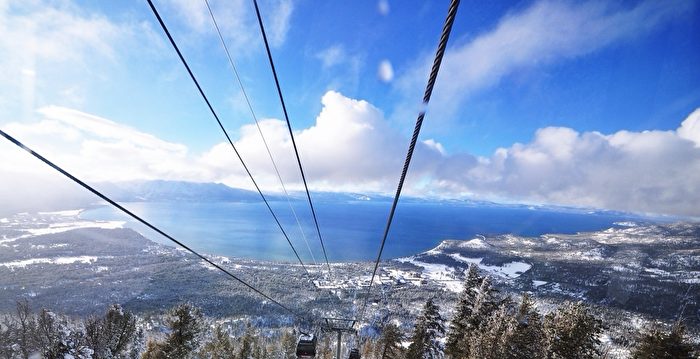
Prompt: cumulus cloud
<box><xmin>397</xmin><ymin>0</ymin><xmax>692</xmax><ymax>117</ymax></box>
<box><xmin>434</xmin><ymin>110</ymin><xmax>700</xmax><ymax>217</ymax></box>
<box><xmin>677</xmin><ymin>108</ymin><xmax>700</xmax><ymax>147</ymax></box>
<box><xmin>2</xmin><ymin>93</ymin><xmax>700</xmax><ymax>217</ymax></box>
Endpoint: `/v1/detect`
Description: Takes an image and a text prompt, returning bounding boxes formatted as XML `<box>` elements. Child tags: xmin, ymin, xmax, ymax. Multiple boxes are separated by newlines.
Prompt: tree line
<box><xmin>0</xmin><ymin>264</ymin><xmax>696</xmax><ymax>358</ymax></box>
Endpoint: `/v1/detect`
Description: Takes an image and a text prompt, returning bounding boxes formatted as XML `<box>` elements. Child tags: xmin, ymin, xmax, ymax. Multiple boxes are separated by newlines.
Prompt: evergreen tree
<box><xmin>631</xmin><ymin>322</ymin><xmax>696</xmax><ymax>359</ymax></box>
<box><xmin>361</xmin><ymin>339</ymin><xmax>375</xmax><ymax>359</ymax></box>
<box><xmin>407</xmin><ymin>299</ymin><xmax>445</xmax><ymax>359</ymax></box>
<box><xmin>129</xmin><ymin>328</ymin><xmax>146</xmax><ymax>359</ymax></box>
<box><xmin>0</xmin><ymin>315</ymin><xmax>17</xmax><ymax>359</ymax></box>
<box><xmin>503</xmin><ymin>294</ymin><xmax>546</xmax><ymax>359</ymax></box>
<box><xmin>199</xmin><ymin>325</ymin><xmax>236</xmax><ymax>359</ymax></box>
<box><xmin>237</xmin><ymin>327</ymin><xmax>254</xmax><ymax>359</ymax></box>
<box><xmin>317</xmin><ymin>334</ymin><xmax>334</xmax><ymax>359</ymax></box>
<box><xmin>160</xmin><ymin>302</ymin><xmax>205</xmax><ymax>359</ymax></box>
<box><xmin>280</xmin><ymin>329</ymin><xmax>297</xmax><ymax>359</ymax></box>
<box><xmin>377</xmin><ymin>323</ymin><xmax>404</xmax><ymax>359</ymax></box>
<box><xmin>86</xmin><ymin>304</ymin><xmax>137</xmax><ymax>358</ymax></box>
<box><xmin>141</xmin><ymin>340</ymin><xmax>164</xmax><ymax>359</ymax></box>
<box><xmin>468</xmin><ymin>297</ymin><xmax>516</xmax><ymax>359</ymax></box>
<box><xmin>15</xmin><ymin>300</ymin><xmax>37</xmax><ymax>359</ymax></box>
<box><xmin>35</xmin><ymin>308</ymin><xmax>69</xmax><ymax>359</ymax></box>
<box><xmin>445</xmin><ymin>264</ymin><xmax>481</xmax><ymax>358</ymax></box>
<box><xmin>544</xmin><ymin>301</ymin><xmax>602</xmax><ymax>359</ymax></box>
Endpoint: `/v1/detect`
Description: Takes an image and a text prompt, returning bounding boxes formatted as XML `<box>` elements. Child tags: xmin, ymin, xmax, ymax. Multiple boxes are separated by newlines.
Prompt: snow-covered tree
<box><xmin>280</xmin><ymin>329</ymin><xmax>297</xmax><ymax>359</ymax></box>
<box><xmin>86</xmin><ymin>304</ymin><xmax>137</xmax><ymax>358</ymax></box>
<box><xmin>544</xmin><ymin>301</ymin><xmax>602</xmax><ymax>359</ymax></box>
<box><xmin>407</xmin><ymin>299</ymin><xmax>445</xmax><ymax>359</ymax></box>
<box><xmin>160</xmin><ymin>302</ymin><xmax>205</xmax><ymax>359</ymax></box>
<box><xmin>15</xmin><ymin>300</ymin><xmax>37</xmax><ymax>359</ymax></box>
<box><xmin>468</xmin><ymin>297</ymin><xmax>515</xmax><ymax>359</ymax></box>
<box><xmin>36</xmin><ymin>308</ymin><xmax>69</xmax><ymax>359</ymax></box>
<box><xmin>377</xmin><ymin>323</ymin><xmax>404</xmax><ymax>359</ymax></box>
<box><xmin>445</xmin><ymin>264</ymin><xmax>481</xmax><ymax>358</ymax></box>
<box><xmin>199</xmin><ymin>325</ymin><xmax>235</xmax><ymax>359</ymax></box>
<box><xmin>236</xmin><ymin>326</ymin><xmax>254</xmax><ymax>359</ymax></box>
<box><xmin>503</xmin><ymin>294</ymin><xmax>546</xmax><ymax>358</ymax></box>
<box><xmin>632</xmin><ymin>322</ymin><xmax>696</xmax><ymax>359</ymax></box>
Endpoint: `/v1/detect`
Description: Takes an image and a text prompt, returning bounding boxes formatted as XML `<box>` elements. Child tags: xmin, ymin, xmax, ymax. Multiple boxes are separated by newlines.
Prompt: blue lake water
<box><xmin>80</xmin><ymin>201</ymin><xmax>648</xmax><ymax>262</ymax></box>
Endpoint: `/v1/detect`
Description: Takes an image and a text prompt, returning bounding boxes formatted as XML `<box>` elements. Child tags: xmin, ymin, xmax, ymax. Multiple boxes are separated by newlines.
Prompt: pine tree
<box><xmin>141</xmin><ymin>340</ymin><xmax>164</xmax><ymax>359</ymax></box>
<box><xmin>361</xmin><ymin>339</ymin><xmax>374</xmax><ymax>359</ymax></box>
<box><xmin>35</xmin><ymin>308</ymin><xmax>69</xmax><ymax>359</ymax></box>
<box><xmin>199</xmin><ymin>325</ymin><xmax>236</xmax><ymax>358</ymax></box>
<box><xmin>445</xmin><ymin>264</ymin><xmax>481</xmax><ymax>358</ymax></box>
<box><xmin>280</xmin><ymin>329</ymin><xmax>297</xmax><ymax>359</ymax></box>
<box><xmin>160</xmin><ymin>302</ymin><xmax>205</xmax><ymax>359</ymax></box>
<box><xmin>377</xmin><ymin>323</ymin><xmax>404</xmax><ymax>359</ymax></box>
<box><xmin>503</xmin><ymin>294</ymin><xmax>546</xmax><ymax>358</ymax></box>
<box><xmin>15</xmin><ymin>300</ymin><xmax>37</xmax><ymax>359</ymax></box>
<box><xmin>631</xmin><ymin>322</ymin><xmax>696</xmax><ymax>359</ymax></box>
<box><xmin>0</xmin><ymin>315</ymin><xmax>18</xmax><ymax>359</ymax></box>
<box><xmin>407</xmin><ymin>299</ymin><xmax>445</xmax><ymax>359</ymax></box>
<box><xmin>86</xmin><ymin>304</ymin><xmax>137</xmax><ymax>358</ymax></box>
<box><xmin>237</xmin><ymin>326</ymin><xmax>254</xmax><ymax>359</ymax></box>
<box><xmin>544</xmin><ymin>301</ymin><xmax>602</xmax><ymax>359</ymax></box>
<box><xmin>468</xmin><ymin>297</ymin><xmax>516</xmax><ymax>359</ymax></box>
<box><xmin>317</xmin><ymin>334</ymin><xmax>334</xmax><ymax>359</ymax></box>
<box><xmin>129</xmin><ymin>328</ymin><xmax>146</xmax><ymax>359</ymax></box>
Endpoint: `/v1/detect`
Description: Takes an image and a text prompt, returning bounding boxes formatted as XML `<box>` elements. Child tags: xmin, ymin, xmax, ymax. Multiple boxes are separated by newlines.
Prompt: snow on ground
<box><xmin>37</xmin><ymin>209</ymin><xmax>84</xmax><ymax>216</ymax></box>
<box><xmin>458</xmin><ymin>235</ymin><xmax>489</xmax><ymax>249</ymax></box>
<box><xmin>533</xmin><ymin>280</ymin><xmax>547</xmax><ymax>287</ymax></box>
<box><xmin>0</xmin><ymin>256</ymin><xmax>111</xmax><ymax>268</ymax></box>
<box><xmin>25</xmin><ymin>220</ymin><xmax>125</xmax><ymax>236</ymax></box>
<box><xmin>395</xmin><ymin>257</ymin><xmax>462</xmax><ymax>292</ymax></box>
<box><xmin>449</xmin><ymin>253</ymin><xmax>531</xmax><ymax>279</ymax></box>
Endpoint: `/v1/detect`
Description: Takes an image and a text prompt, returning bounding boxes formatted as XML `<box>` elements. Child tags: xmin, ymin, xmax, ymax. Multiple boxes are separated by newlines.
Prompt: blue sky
<box><xmin>1</xmin><ymin>0</ymin><xmax>700</xmax><ymax>217</ymax></box>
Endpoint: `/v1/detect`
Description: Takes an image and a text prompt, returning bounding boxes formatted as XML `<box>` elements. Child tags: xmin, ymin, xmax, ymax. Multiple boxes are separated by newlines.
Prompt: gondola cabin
<box><xmin>296</xmin><ymin>334</ymin><xmax>317</xmax><ymax>358</ymax></box>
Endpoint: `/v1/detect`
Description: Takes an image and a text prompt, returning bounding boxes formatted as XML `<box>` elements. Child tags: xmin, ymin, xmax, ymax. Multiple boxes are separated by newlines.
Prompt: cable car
<box><xmin>296</xmin><ymin>333</ymin><xmax>317</xmax><ymax>358</ymax></box>
<box><xmin>348</xmin><ymin>348</ymin><xmax>361</xmax><ymax>359</ymax></box>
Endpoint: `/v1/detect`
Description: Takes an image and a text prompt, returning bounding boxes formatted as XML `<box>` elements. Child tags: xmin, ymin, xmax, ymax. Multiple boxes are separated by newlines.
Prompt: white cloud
<box><xmin>0</xmin><ymin>0</ymin><xmax>163</xmax><ymax>117</ymax></box>
<box><xmin>316</xmin><ymin>45</ymin><xmax>346</xmax><ymax>68</ymax></box>
<box><xmin>378</xmin><ymin>60</ymin><xmax>394</xmax><ymax>83</ymax></box>
<box><xmin>677</xmin><ymin>108</ymin><xmax>700</xmax><ymax>147</ymax></box>
<box><xmin>378</xmin><ymin>0</ymin><xmax>390</xmax><ymax>16</ymax></box>
<box><xmin>267</xmin><ymin>0</ymin><xmax>294</xmax><ymax>47</ymax></box>
<box><xmin>164</xmin><ymin>0</ymin><xmax>293</xmax><ymax>51</ymax></box>
<box><xmin>2</xmin><ymin>93</ymin><xmax>700</xmax><ymax>217</ymax></box>
<box><xmin>397</xmin><ymin>0</ymin><xmax>691</xmax><ymax>117</ymax></box>
<box><xmin>434</xmin><ymin>110</ymin><xmax>700</xmax><ymax>217</ymax></box>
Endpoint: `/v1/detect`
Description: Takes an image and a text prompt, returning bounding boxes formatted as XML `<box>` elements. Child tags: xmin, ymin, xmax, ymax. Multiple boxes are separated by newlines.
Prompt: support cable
<box><xmin>0</xmin><ymin>129</ymin><xmax>308</xmax><ymax>321</ymax></box>
<box><xmin>203</xmin><ymin>0</ymin><xmax>317</xmax><ymax>266</ymax></box>
<box><xmin>252</xmin><ymin>0</ymin><xmax>331</xmax><ymax>275</ymax></box>
<box><xmin>146</xmin><ymin>0</ymin><xmax>309</xmax><ymax>274</ymax></box>
<box><xmin>357</xmin><ymin>0</ymin><xmax>461</xmax><ymax>324</ymax></box>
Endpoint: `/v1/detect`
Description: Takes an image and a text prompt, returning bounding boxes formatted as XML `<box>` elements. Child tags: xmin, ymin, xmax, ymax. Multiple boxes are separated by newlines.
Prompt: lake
<box><xmin>80</xmin><ymin>200</ymin><xmax>648</xmax><ymax>262</ymax></box>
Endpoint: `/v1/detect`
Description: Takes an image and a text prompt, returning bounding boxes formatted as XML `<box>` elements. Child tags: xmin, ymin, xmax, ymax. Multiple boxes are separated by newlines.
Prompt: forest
<box><xmin>0</xmin><ymin>264</ymin><xmax>696</xmax><ymax>359</ymax></box>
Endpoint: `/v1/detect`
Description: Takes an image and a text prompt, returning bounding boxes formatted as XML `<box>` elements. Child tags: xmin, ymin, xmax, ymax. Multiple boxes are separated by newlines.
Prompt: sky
<box><xmin>1</xmin><ymin>0</ymin><xmax>700</xmax><ymax>217</ymax></box>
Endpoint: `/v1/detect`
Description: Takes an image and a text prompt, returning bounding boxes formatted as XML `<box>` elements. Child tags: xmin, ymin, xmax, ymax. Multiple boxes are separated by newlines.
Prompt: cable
<box><xmin>0</xmin><ymin>128</ymin><xmax>308</xmax><ymax>321</ymax></box>
<box><xmin>146</xmin><ymin>0</ymin><xmax>310</xmax><ymax>274</ymax></box>
<box><xmin>357</xmin><ymin>0</ymin><xmax>461</xmax><ymax>324</ymax></box>
<box><xmin>252</xmin><ymin>0</ymin><xmax>332</xmax><ymax>275</ymax></box>
<box><xmin>203</xmin><ymin>0</ymin><xmax>317</xmax><ymax>266</ymax></box>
